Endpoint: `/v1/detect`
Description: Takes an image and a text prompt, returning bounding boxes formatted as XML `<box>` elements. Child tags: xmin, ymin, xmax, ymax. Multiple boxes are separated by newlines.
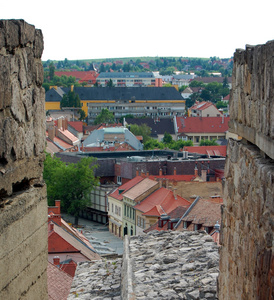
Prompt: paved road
<box><xmin>62</xmin><ymin>214</ymin><xmax>124</xmax><ymax>256</ymax></box>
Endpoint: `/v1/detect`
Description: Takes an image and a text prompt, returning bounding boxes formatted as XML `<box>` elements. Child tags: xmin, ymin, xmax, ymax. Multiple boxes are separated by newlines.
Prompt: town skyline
<box><xmin>3</xmin><ymin>0</ymin><xmax>274</xmax><ymax>61</ymax></box>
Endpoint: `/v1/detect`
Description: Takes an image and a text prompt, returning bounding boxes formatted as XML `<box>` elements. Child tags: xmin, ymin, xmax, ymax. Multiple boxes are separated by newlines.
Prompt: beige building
<box><xmin>188</xmin><ymin>101</ymin><xmax>222</xmax><ymax>117</ymax></box>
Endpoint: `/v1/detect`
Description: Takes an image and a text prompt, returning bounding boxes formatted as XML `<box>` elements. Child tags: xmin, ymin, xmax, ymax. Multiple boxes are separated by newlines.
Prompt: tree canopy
<box><xmin>60</xmin><ymin>91</ymin><xmax>81</xmax><ymax>108</ymax></box>
<box><xmin>94</xmin><ymin>108</ymin><xmax>115</xmax><ymax>125</ymax></box>
<box><xmin>128</xmin><ymin>123</ymin><xmax>151</xmax><ymax>143</ymax></box>
<box><xmin>44</xmin><ymin>153</ymin><xmax>99</xmax><ymax>224</ymax></box>
<box><xmin>199</xmin><ymin>139</ymin><xmax>218</xmax><ymax>146</ymax></box>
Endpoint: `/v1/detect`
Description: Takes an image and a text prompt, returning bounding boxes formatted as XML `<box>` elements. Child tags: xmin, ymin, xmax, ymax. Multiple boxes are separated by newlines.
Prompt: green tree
<box><xmin>44</xmin><ymin>153</ymin><xmax>99</xmax><ymax>225</ymax></box>
<box><xmin>189</xmin><ymin>80</ymin><xmax>205</xmax><ymax>88</ymax></box>
<box><xmin>106</xmin><ymin>79</ymin><xmax>115</xmax><ymax>87</ymax></box>
<box><xmin>94</xmin><ymin>108</ymin><xmax>115</xmax><ymax>125</ymax></box>
<box><xmin>199</xmin><ymin>139</ymin><xmax>218</xmax><ymax>146</ymax></box>
<box><xmin>129</xmin><ymin>123</ymin><xmax>151</xmax><ymax>143</ymax></box>
<box><xmin>163</xmin><ymin>132</ymin><xmax>173</xmax><ymax>144</ymax></box>
<box><xmin>79</xmin><ymin>109</ymin><xmax>86</xmax><ymax>121</ymax></box>
<box><xmin>60</xmin><ymin>91</ymin><xmax>81</xmax><ymax>108</ymax></box>
<box><xmin>49</xmin><ymin>62</ymin><xmax>55</xmax><ymax>80</ymax></box>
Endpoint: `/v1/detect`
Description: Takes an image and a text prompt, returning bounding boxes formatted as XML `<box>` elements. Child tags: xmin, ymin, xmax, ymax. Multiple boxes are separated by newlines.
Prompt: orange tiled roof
<box><xmin>108</xmin><ymin>176</ymin><xmax>144</xmax><ymax>201</ymax></box>
<box><xmin>68</xmin><ymin>121</ymin><xmax>83</xmax><ymax>132</ymax></box>
<box><xmin>134</xmin><ymin>187</ymin><xmax>190</xmax><ymax>216</ymax></box>
<box><xmin>176</xmin><ymin>116</ymin><xmax>229</xmax><ymax>134</ymax></box>
<box><xmin>190</xmin><ymin>101</ymin><xmax>215</xmax><ymax>111</ymax></box>
<box><xmin>123</xmin><ymin>178</ymin><xmax>158</xmax><ymax>201</ymax></box>
<box><xmin>183</xmin><ymin>145</ymin><xmax>227</xmax><ymax>157</ymax></box>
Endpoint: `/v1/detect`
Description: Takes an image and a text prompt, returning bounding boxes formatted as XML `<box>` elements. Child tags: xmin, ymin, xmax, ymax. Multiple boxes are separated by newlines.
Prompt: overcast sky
<box><xmin>2</xmin><ymin>0</ymin><xmax>274</xmax><ymax>61</ymax></box>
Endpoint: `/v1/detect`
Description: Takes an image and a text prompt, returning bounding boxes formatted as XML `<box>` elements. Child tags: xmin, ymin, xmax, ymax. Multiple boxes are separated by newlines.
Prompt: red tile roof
<box><xmin>123</xmin><ymin>178</ymin><xmax>158</xmax><ymax>201</ymax></box>
<box><xmin>183</xmin><ymin>146</ymin><xmax>227</xmax><ymax>157</ymax></box>
<box><xmin>177</xmin><ymin>198</ymin><xmax>223</xmax><ymax>229</ymax></box>
<box><xmin>48</xmin><ymin>222</ymin><xmax>100</xmax><ymax>261</ymax></box>
<box><xmin>176</xmin><ymin>116</ymin><xmax>229</xmax><ymax>134</ymax></box>
<box><xmin>47</xmin><ymin>262</ymin><xmax>73</xmax><ymax>300</ymax></box>
<box><xmin>68</xmin><ymin>121</ymin><xmax>83</xmax><ymax>132</ymax></box>
<box><xmin>144</xmin><ymin>206</ymin><xmax>189</xmax><ymax>233</ymax></box>
<box><xmin>134</xmin><ymin>187</ymin><xmax>190</xmax><ymax>216</ymax></box>
<box><xmin>190</xmin><ymin>101</ymin><xmax>216</xmax><ymax>111</ymax></box>
<box><xmin>108</xmin><ymin>176</ymin><xmax>144</xmax><ymax>201</ymax></box>
<box><xmin>55</xmin><ymin>71</ymin><xmax>98</xmax><ymax>81</ymax></box>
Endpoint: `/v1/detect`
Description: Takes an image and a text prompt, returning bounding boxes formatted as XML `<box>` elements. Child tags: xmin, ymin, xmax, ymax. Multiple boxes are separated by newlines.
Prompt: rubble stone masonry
<box><xmin>219</xmin><ymin>41</ymin><xmax>274</xmax><ymax>299</ymax></box>
<box><xmin>0</xmin><ymin>20</ymin><xmax>48</xmax><ymax>299</ymax></box>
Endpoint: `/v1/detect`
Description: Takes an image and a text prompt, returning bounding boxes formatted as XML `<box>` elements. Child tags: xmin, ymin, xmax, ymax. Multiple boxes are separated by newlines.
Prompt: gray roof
<box><xmin>45</xmin><ymin>87</ymin><xmax>184</xmax><ymax>102</ymax></box>
<box><xmin>45</xmin><ymin>87</ymin><xmax>66</xmax><ymax>102</ymax></box>
<box><xmin>97</xmin><ymin>72</ymin><xmax>154</xmax><ymax>79</ymax></box>
<box><xmin>83</xmin><ymin>127</ymin><xmax>143</xmax><ymax>150</ymax></box>
<box><xmin>125</xmin><ymin>118</ymin><xmax>175</xmax><ymax>136</ymax></box>
<box><xmin>173</xmin><ymin>74</ymin><xmax>195</xmax><ymax>80</ymax></box>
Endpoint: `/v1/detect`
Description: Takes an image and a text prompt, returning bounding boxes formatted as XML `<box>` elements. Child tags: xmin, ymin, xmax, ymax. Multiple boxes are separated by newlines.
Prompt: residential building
<box><xmin>45</xmin><ymin>86</ymin><xmax>185</xmax><ymax>124</ymax></box>
<box><xmin>48</xmin><ymin>201</ymin><xmax>101</xmax><ymax>264</ymax></box>
<box><xmin>171</xmin><ymin>74</ymin><xmax>195</xmax><ymax>87</ymax></box>
<box><xmin>82</xmin><ymin>127</ymin><xmax>143</xmax><ymax>151</ymax></box>
<box><xmin>181</xmin><ymin>86</ymin><xmax>204</xmax><ymax>99</ymax></box>
<box><xmin>122</xmin><ymin>178</ymin><xmax>159</xmax><ymax>236</ymax></box>
<box><xmin>108</xmin><ymin>176</ymin><xmax>144</xmax><ymax>238</ymax></box>
<box><xmin>55</xmin><ymin>71</ymin><xmax>98</xmax><ymax>85</ymax></box>
<box><xmin>96</xmin><ymin>72</ymin><xmax>162</xmax><ymax>87</ymax></box>
<box><xmin>175</xmin><ymin>116</ymin><xmax>229</xmax><ymax>145</ymax></box>
<box><xmin>188</xmin><ymin>101</ymin><xmax>222</xmax><ymax>117</ymax></box>
<box><xmin>144</xmin><ymin>206</ymin><xmax>189</xmax><ymax>233</ymax></box>
<box><xmin>134</xmin><ymin>187</ymin><xmax>190</xmax><ymax>235</ymax></box>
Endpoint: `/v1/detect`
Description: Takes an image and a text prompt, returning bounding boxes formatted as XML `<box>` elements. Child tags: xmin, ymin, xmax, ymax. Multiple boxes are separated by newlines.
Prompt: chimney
<box><xmin>173</xmin><ymin>188</ymin><xmax>177</xmax><ymax>200</ymax></box>
<box><xmin>62</xmin><ymin>118</ymin><xmax>68</xmax><ymax>131</ymax></box>
<box><xmin>136</xmin><ymin>168</ymin><xmax>139</xmax><ymax>177</ymax></box>
<box><xmin>194</xmin><ymin>163</ymin><xmax>198</xmax><ymax>177</ymax></box>
<box><xmin>141</xmin><ymin>170</ymin><xmax>145</xmax><ymax>178</ymax></box>
<box><xmin>201</xmin><ymin>169</ymin><xmax>207</xmax><ymax>181</ymax></box>
<box><xmin>57</xmin><ymin>118</ymin><xmax>62</xmax><ymax>130</ymax></box>
<box><xmin>159</xmin><ymin>168</ymin><xmax>163</xmax><ymax>176</ymax></box>
<box><xmin>48</xmin><ymin>125</ymin><xmax>55</xmax><ymax>141</ymax></box>
<box><xmin>55</xmin><ymin>200</ymin><xmax>61</xmax><ymax>214</ymax></box>
<box><xmin>53</xmin><ymin>256</ymin><xmax>60</xmax><ymax>266</ymax></box>
<box><xmin>173</xmin><ymin>167</ymin><xmax>177</xmax><ymax>175</ymax></box>
<box><xmin>159</xmin><ymin>178</ymin><xmax>162</xmax><ymax>188</ymax></box>
<box><xmin>146</xmin><ymin>171</ymin><xmax>149</xmax><ymax>177</ymax></box>
<box><xmin>49</xmin><ymin>222</ymin><xmax>54</xmax><ymax>231</ymax></box>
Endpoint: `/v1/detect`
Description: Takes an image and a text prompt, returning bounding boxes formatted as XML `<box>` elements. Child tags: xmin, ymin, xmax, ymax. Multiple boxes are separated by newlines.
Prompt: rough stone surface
<box><xmin>219</xmin><ymin>41</ymin><xmax>274</xmax><ymax>299</ymax></box>
<box><xmin>123</xmin><ymin>231</ymin><xmax>219</xmax><ymax>300</ymax></box>
<box><xmin>229</xmin><ymin>41</ymin><xmax>274</xmax><ymax>160</ymax></box>
<box><xmin>68</xmin><ymin>258</ymin><xmax>122</xmax><ymax>300</ymax></box>
<box><xmin>0</xmin><ymin>20</ymin><xmax>47</xmax><ymax>300</ymax></box>
<box><xmin>68</xmin><ymin>231</ymin><xmax>219</xmax><ymax>300</ymax></box>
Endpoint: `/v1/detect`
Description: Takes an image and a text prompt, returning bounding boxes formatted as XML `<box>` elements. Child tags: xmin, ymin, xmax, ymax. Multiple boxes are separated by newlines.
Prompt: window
<box><xmin>117</xmin><ymin>176</ymin><xmax>122</xmax><ymax>185</ymax></box>
<box><xmin>118</xmin><ymin>207</ymin><xmax>121</xmax><ymax>216</ymax></box>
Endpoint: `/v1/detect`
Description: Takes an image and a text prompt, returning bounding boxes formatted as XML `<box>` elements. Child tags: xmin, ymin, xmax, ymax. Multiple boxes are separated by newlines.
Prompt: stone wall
<box><xmin>219</xmin><ymin>41</ymin><xmax>274</xmax><ymax>299</ymax></box>
<box><xmin>0</xmin><ymin>20</ymin><xmax>48</xmax><ymax>299</ymax></box>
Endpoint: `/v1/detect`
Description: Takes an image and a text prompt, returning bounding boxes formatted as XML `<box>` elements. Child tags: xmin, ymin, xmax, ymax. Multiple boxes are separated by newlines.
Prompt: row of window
<box><xmin>111</xmin><ymin>203</ymin><xmax>121</xmax><ymax>216</ymax></box>
<box><xmin>137</xmin><ymin>216</ymin><xmax>145</xmax><ymax>229</ymax></box>
<box><xmin>124</xmin><ymin>204</ymin><xmax>135</xmax><ymax>220</ymax></box>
